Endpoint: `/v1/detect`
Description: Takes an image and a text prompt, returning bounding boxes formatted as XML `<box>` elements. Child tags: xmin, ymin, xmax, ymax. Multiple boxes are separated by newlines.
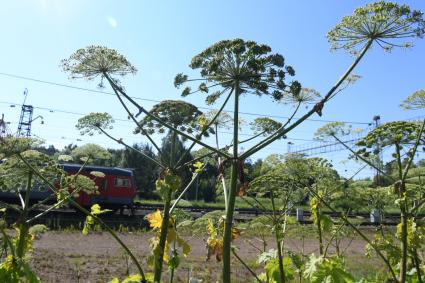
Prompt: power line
<box><xmin>0</xmin><ymin>100</ymin><xmax>319</xmax><ymax>142</ymax></box>
<box><xmin>3</xmin><ymin>103</ymin><xmax>317</xmax><ymax>155</ymax></box>
<box><xmin>0</xmin><ymin>71</ymin><xmax>372</xmax><ymax>125</ymax></box>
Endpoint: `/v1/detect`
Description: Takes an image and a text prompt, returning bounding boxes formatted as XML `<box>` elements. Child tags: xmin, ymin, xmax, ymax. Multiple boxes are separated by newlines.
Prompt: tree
<box><xmin>120</xmin><ymin>143</ymin><xmax>158</xmax><ymax>199</ymax></box>
<box><xmin>32</xmin><ymin>144</ymin><xmax>58</xmax><ymax>157</ymax></box>
<box><xmin>261</xmin><ymin>153</ymin><xmax>286</xmax><ymax>174</ymax></box>
<box><xmin>70</xmin><ymin>143</ymin><xmax>112</xmax><ymax>165</ymax></box>
<box><xmin>105</xmin><ymin>148</ymin><xmax>124</xmax><ymax>167</ymax></box>
<box><xmin>159</xmin><ymin>131</ymin><xmax>193</xmax><ymax>197</ymax></box>
<box><xmin>244</xmin><ymin>158</ymin><xmax>263</xmax><ymax>182</ymax></box>
<box><xmin>60</xmin><ymin>143</ymin><xmax>77</xmax><ymax>155</ymax></box>
<box><xmin>191</xmin><ymin>148</ymin><xmax>219</xmax><ymax>202</ymax></box>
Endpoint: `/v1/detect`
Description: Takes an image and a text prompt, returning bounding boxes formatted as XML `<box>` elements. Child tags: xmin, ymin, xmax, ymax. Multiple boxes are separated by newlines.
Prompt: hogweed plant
<box><xmin>312</xmin><ymin>91</ymin><xmax>425</xmax><ymax>282</ymax></box>
<box><xmin>248</xmin><ymin>167</ymin><xmax>302</xmax><ymax>283</ymax></box>
<box><xmin>60</xmin><ymin>1</ymin><xmax>425</xmax><ymax>282</ymax></box>
<box><xmin>0</xmin><ymin>136</ymin><xmax>152</xmax><ymax>283</ymax></box>
<box><xmin>75</xmin><ymin>101</ymin><xmax>207</xmax><ymax>282</ymax></box>
<box><xmin>175</xmin><ymin>38</ymin><xmax>311</xmax><ymax>282</ymax></box>
<box><xmin>0</xmin><ymin>137</ymin><xmax>104</xmax><ymax>282</ymax></box>
<box><xmin>355</xmin><ymin>120</ymin><xmax>425</xmax><ymax>283</ymax></box>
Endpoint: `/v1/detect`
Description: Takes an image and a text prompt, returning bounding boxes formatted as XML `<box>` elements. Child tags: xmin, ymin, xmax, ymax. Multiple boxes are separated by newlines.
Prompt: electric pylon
<box><xmin>0</xmin><ymin>113</ymin><xmax>11</xmax><ymax>139</ymax></box>
<box><xmin>17</xmin><ymin>89</ymin><xmax>43</xmax><ymax>137</ymax></box>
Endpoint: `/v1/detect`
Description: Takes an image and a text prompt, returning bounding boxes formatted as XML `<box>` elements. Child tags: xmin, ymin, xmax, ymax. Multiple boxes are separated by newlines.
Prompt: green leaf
<box><xmin>168</xmin><ymin>254</ymin><xmax>180</xmax><ymax>269</ymax></box>
<box><xmin>82</xmin><ymin>204</ymin><xmax>111</xmax><ymax>235</ymax></box>
<box><xmin>288</xmin><ymin>251</ymin><xmax>304</xmax><ymax>270</ymax></box>
<box><xmin>265</xmin><ymin>258</ymin><xmax>283</xmax><ymax>283</ymax></box>
<box><xmin>258</xmin><ymin>249</ymin><xmax>278</xmax><ymax>264</ymax></box>
<box><xmin>320</xmin><ymin>214</ymin><xmax>333</xmax><ymax>232</ymax></box>
<box><xmin>176</xmin><ymin>234</ymin><xmax>191</xmax><ymax>257</ymax></box>
<box><xmin>304</xmin><ymin>255</ymin><xmax>353</xmax><ymax>283</ymax></box>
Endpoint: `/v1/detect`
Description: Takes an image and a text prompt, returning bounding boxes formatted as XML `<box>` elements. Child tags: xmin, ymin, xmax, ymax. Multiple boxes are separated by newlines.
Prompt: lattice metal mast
<box><xmin>17</xmin><ymin>89</ymin><xmax>43</xmax><ymax>137</ymax></box>
<box><xmin>0</xmin><ymin>113</ymin><xmax>11</xmax><ymax>139</ymax></box>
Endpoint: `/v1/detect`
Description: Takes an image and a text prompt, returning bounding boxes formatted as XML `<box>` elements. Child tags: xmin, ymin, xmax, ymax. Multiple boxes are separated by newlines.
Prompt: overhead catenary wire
<box><xmin>0</xmin><ymin>101</ymin><xmax>320</xmax><ymax>142</ymax></box>
<box><xmin>0</xmin><ymin>71</ymin><xmax>372</xmax><ymax>125</ymax></box>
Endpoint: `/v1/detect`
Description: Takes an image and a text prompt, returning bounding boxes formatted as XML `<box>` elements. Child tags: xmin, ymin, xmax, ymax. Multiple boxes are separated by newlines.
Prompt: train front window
<box><xmin>114</xmin><ymin>177</ymin><xmax>131</xmax><ymax>188</ymax></box>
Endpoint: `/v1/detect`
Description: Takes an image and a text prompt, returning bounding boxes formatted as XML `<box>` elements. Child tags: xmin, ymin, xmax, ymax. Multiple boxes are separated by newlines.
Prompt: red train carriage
<box><xmin>62</xmin><ymin>164</ymin><xmax>137</xmax><ymax>210</ymax></box>
<box><xmin>0</xmin><ymin>164</ymin><xmax>137</xmax><ymax>211</ymax></box>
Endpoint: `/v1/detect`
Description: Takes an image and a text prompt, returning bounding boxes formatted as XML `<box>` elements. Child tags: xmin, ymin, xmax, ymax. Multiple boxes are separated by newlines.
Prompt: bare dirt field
<box><xmin>29</xmin><ymin>229</ymin><xmax>384</xmax><ymax>283</ymax></box>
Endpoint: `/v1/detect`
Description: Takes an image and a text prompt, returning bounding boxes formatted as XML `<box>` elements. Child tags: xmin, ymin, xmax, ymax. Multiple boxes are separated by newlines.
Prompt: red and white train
<box><xmin>0</xmin><ymin>164</ymin><xmax>137</xmax><ymax>211</ymax></box>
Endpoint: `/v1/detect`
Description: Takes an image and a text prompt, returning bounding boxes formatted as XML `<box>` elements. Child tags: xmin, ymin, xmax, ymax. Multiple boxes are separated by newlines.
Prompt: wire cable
<box><xmin>0</xmin><ymin>71</ymin><xmax>373</xmax><ymax>125</ymax></box>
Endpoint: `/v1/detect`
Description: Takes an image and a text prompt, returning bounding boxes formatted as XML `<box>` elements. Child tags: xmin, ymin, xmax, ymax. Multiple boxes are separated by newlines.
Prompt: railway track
<box><xmin>3</xmin><ymin>203</ymin><xmax>417</xmax><ymax>230</ymax></box>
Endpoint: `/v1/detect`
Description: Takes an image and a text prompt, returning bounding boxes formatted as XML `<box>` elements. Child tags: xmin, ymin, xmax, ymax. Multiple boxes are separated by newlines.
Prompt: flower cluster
<box><xmin>174</xmin><ymin>38</ymin><xmax>302</xmax><ymax>104</ymax></box>
<box><xmin>60</xmin><ymin>45</ymin><xmax>137</xmax><ymax>87</ymax></box>
<box><xmin>328</xmin><ymin>1</ymin><xmax>425</xmax><ymax>54</ymax></box>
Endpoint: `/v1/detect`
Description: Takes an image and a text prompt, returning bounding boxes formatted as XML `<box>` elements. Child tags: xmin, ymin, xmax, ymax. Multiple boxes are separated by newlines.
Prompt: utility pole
<box><xmin>287</xmin><ymin>141</ymin><xmax>294</xmax><ymax>153</ymax></box>
<box><xmin>372</xmin><ymin>115</ymin><xmax>383</xmax><ymax>186</ymax></box>
<box><xmin>0</xmin><ymin>113</ymin><xmax>11</xmax><ymax>139</ymax></box>
<box><xmin>17</xmin><ymin>89</ymin><xmax>43</xmax><ymax>137</ymax></box>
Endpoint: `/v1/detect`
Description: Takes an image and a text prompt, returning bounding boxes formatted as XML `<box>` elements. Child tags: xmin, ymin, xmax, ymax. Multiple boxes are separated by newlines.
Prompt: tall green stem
<box><xmin>315</xmin><ymin>203</ymin><xmax>324</xmax><ymax>256</ymax></box>
<box><xmin>412</xmin><ymin>249</ymin><xmax>423</xmax><ymax>283</ymax></box>
<box><xmin>16</xmin><ymin>172</ymin><xmax>32</xmax><ymax>259</ymax></box>
<box><xmin>154</xmin><ymin>190</ymin><xmax>172</xmax><ymax>282</ymax></box>
<box><xmin>99</xmin><ymin>127</ymin><xmax>165</xmax><ymax>168</ymax></box>
<box><xmin>154</xmin><ymin>132</ymin><xmax>177</xmax><ymax>282</ymax></box>
<box><xmin>108</xmin><ymin>79</ymin><xmax>162</xmax><ymax>155</ymax></box>
<box><xmin>396</xmin><ymin>143</ymin><xmax>408</xmax><ymax>283</ymax></box>
<box><xmin>222</xmin><ymin>82</ymin><xmax>240</xmax><ymax>283</ymax></box>
<box><xmin>170</xmin><ymin>130</ymin><xmax>177</xmax><ymax>168</ymax></box>
<box><xmin>169</xmin><ymin>169</ymin><xmax>203</xmax><ymax>215</ymax></box>
<box><xmin>215</xmin><ymin>124</ymin><xmax>229</xmax><ymax>211</ymax></box>
<box><xmin>231</xmin><ymin>248</ymin><xmax>262</xmax><ymax>283</ymax></box>
<box><xmin>271</xmin><ymin>192</ymin><xmax>286</xmax><ymax>283</ymax></box>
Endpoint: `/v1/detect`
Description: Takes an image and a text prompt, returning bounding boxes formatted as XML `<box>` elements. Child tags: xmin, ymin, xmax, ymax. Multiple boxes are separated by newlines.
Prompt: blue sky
<box><xmin>0</xmin><ymin>0</ymin><xmax>424</xmax><ymax>178</ymax></box>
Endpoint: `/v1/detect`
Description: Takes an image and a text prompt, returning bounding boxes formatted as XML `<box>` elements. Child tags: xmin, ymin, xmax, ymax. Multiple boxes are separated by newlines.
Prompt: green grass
<box><xmin>135</xmin><ymin>195</ymin><xmax>416</xmax><ymax>215</ymax></box>
<box><xmin>135</xmin><ymin>196</ymin><xmax>286</xmax><ymax>211</ymax></box>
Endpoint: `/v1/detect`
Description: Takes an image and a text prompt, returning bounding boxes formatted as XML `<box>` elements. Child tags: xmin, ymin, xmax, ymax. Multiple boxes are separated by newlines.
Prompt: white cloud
<box><xmin>107</xmin><ymin>17</ymin><xmax>118</xmax><ymax>28</ymax></box>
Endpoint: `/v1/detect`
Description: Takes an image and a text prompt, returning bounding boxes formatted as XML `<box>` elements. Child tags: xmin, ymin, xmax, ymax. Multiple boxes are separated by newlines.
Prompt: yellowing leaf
<box><xmin>122</xmin><ymin>274</ymin><xmax>143</xmax><ymax>283</ymax></box>
<box><xmin>206</xmin><ymin>237</ymin><xmax>223</xmax><ymax>262</ymax></box>
<box><xmin>207</xmin><ymin>219</ymin><xmax>216</xmax><ymax>235</ymax></box>
<box><xmin>193</xmin><ymin>161</ymin><xmax>204</xmax><ymax>174</ymax></box>
<box><xmin>232</xmin><ymin>227</ymin><xmax>241</xmax><ymax>240</ymax></box>
<box><xmin>147</xmin><ymin>209</ymin><xmax>163</xmax><ymax>229</ymax></box>
<box><xmin>90</xmin><ymin>203</ymin><xmax>111</xmax><ymax>215</ymax></box>
<box><xmin>198</xmin><ymin>116</ymin><xmax>207</xmax><ymax>128</ymax></box>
